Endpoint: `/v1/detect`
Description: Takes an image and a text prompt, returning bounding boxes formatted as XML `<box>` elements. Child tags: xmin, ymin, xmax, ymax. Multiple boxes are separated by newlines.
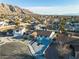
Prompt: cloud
<box><xmin>25</xmin><ymin>5</ymin><xmax>79</xmax><ymax>15</ymax></box>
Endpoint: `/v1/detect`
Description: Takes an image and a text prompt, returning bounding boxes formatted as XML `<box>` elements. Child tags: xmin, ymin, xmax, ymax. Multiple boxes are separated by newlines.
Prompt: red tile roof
<box><xmin>32</xmin><ymin>30</ymin><xmax>52</xmax><ymax>37</ymax></box>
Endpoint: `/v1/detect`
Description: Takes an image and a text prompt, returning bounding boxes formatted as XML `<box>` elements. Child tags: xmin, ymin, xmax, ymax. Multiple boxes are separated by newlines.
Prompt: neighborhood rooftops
<box><xmin>55</xmin><ymin>32</ymin><xmax>79</xmax><ymax>44</ymax></box>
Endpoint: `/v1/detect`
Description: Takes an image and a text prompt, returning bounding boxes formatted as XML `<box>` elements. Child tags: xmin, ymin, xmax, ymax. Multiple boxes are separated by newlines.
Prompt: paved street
<box><xmin>45</xmin><ymin>43</ymin><xmax>59</xmax><ymax>59</ymax></box>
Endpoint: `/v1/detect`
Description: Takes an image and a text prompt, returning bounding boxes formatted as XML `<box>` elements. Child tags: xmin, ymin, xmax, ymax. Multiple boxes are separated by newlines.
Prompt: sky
<box><xmin>0</xmin><ymin>0</ymin><xmax>79</xmax><ymax>15</ymax></box>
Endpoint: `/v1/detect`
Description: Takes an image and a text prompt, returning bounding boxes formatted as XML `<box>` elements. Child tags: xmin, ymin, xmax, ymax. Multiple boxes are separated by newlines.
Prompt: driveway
<box><xmin>45</xmin><ymin>43</ymin><xmax>59</xmax><ymax>59</ymax></box>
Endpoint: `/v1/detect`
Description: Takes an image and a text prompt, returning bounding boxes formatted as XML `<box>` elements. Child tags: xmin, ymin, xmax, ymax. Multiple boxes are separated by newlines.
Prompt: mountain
<box><xmin>0</xmin><ymin>3</ymin><xmax>32</xmax><ymax>15</ymax></box>
<box><xmin>64</xmin><ymin>13</ymin><xmax>79</xmax><ymax>16</ymax></box>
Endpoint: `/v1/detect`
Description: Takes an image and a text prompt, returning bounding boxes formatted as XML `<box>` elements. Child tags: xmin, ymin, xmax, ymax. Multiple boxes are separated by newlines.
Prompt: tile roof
<box><xmin>32</xmin><ymin>30</ymin><xmax>52</xmax><ymax>37</ymax></box>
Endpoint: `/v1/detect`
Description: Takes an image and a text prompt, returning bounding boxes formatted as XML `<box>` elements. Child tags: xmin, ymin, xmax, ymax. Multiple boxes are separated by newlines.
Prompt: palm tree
<box><xmin>59</xmin><ymin>17</ymin><xmax>66</xmax><ymax>33</ymax></box>
<box><xmin>14</xmin><ymin>16</ymin><xmax>20</xmax><ymax>27</ymax></box>
<box><xmin>57</xmin><ymin>44</ymin><xmax>72</xmax><ymax>59</ymax></box>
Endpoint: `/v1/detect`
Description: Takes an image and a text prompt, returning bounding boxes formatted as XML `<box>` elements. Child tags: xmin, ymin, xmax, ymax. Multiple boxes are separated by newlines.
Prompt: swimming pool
<box><xmin>32</xmin><ymin>36</ymin><xmax>53</xmax><ymax>55</ymax></box>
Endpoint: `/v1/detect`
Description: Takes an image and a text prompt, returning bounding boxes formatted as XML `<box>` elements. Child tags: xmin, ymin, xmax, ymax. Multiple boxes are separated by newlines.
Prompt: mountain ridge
<box><xmin>0</xmin><ymin>3</ymin><xmax>33</xmax><ymax>15</ymax></box>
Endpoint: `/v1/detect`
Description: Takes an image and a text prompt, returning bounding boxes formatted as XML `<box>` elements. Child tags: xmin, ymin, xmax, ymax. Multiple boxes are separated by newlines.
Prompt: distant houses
<box><xmin>0</xmin><ymin>21</ymin><xmax>8</xmax><ymax>26</ymax></box>
<box><xmin>65</xmin><ymin>22</ymin><xmax>79</xmax><ymax>32</ymax></box>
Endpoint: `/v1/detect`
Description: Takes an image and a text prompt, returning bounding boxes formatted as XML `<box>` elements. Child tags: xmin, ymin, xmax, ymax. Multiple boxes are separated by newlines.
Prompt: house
<box><xmin>34</xmin><ymin>24</ymin><xmax>47</xmax><ymax>30</ymax></box>
<box><xmin>34</xmin><ymin>25</ymin><xmax>42</xmax><ymax>30</ymax></box>
<box><xmin>13</xmin><ymin>27</ymin><xmax>26</xmax><ymax>38</ymax></box>
<box><xmin>0</xmin><ymin>21</ymin><xmax>8</xmax><ymax>26</ymax></box>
